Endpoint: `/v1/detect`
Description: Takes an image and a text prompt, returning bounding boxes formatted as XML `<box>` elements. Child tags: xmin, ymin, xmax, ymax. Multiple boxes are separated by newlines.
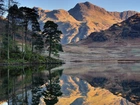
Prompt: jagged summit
<box><xmin>83</xmin><ymin>1</ymin><xmax>106</xmax><ymax>12</ymax></box>
<box><xmin>71</xmin><ymin>1</ymin><xmax>105</xmax><ymax>11</ymax></box>
<box><xmin>84</xmin><ymin>1</ymin><xmax>93</xmax><ymax>5</ymax></box>
<box><xmin>68</xmin><ymin>1</ymin><xmax>109</xmax><ymax>21</ymax></box>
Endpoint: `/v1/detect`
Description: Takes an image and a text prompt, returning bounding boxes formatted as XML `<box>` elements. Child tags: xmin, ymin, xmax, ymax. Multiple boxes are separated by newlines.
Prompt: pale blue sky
<box><xmin>17</xmin><ymin>0</ymin><xmax>140</xmax><ymax>12</ymax></box>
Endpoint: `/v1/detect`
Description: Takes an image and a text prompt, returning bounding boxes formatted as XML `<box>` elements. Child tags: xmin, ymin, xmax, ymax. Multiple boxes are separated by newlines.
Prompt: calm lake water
<box><xmin>59</xmin><ymin>61</ymin><xmax>140</xmax><ymax>104</ymax></box>
<box><xmin>0</xmin><ymin>61</ymin><xmax>140</xmax><ymax>105</ymax></box>
<box><xmin>0</xmin><ymin>64</ymin><xmax>63</xmax><ymax>105</ymax></box>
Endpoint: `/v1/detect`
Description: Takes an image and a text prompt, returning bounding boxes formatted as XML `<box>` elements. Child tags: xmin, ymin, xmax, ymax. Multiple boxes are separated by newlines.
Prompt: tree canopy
<box><xmin>42</xmin><ymin>21</ymin><xmax>62</xmax><ymax>57</ymax></box>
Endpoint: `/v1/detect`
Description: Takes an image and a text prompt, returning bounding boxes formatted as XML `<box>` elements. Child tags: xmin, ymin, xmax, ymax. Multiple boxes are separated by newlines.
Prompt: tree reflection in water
<box><xmin>0</xmin><ymin>64</ymin><xmax>63</xmax><ymax>105</ymax></box>
<box><xmin>42</xmin><ymin>65</ymin><xmax>63</xmax><ymax>105</ymax></box>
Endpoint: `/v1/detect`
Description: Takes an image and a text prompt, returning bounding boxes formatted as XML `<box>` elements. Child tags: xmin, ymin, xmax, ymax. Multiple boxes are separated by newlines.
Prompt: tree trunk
<box><xmin>7</xmin><ymin>0</ymin><xmax>10</xmax><ymax>60</ymax></box>
<box><xmin>24</xmin><ymin>21</ymin><xmax>28</xmax><ymax>55</ymax></box>
<box><xmin>49</xmin><ymin>35</ymin><xmax>52</xmax><ymax>58</ymax></box>
<box><xmin>22</xmin><ymin>26</ymin><xmax>24</xmax><ymax>60</ymax></box>
<box><xmin>22</xmin><ymin>66</ymin><xmax>24</xmax><ymax>104</ymax></box>
<box><xmin>23</xmin><ymin>67</ymin><xmax>28</xmax><ymax>104</ymax></box>
<box><xmin>7</xmin><ymin>68</ymin><xmax>10</xmax><ymax>105</ymax></box>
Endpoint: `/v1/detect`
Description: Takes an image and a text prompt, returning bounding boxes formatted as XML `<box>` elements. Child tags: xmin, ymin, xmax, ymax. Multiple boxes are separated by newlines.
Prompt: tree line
<box><xmin>0</xmin><ymin>0</ymin><xmax>63</xmax><ymax>64</ymax></box>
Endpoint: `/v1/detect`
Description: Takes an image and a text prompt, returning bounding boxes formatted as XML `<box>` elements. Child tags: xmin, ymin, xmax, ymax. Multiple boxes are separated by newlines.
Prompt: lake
<box><xmin>0</xmin><ymin>46</ymin><xmax>140</xmax><ymax>105</ymax></box>
<box><xmin>58</xmin><ymin>61</ymin><xmax>140</xmax><ymax>105</ymax></box>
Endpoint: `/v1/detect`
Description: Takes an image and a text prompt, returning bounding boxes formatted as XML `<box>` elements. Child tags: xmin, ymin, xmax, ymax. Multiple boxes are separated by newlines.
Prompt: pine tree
<box><xmin>19</xmin><ymin>7</ymin><xmax>40</xmax><ymax>55</ymax></box>
<box><xmin>42</xmin><ymin>21</ymin><xmax>62</xmax><ymax>58</ymax></box>
<box><xmin>8</xmin><ymin>4</ymin><xmax>21</xmax><ymax>54</ymax></box>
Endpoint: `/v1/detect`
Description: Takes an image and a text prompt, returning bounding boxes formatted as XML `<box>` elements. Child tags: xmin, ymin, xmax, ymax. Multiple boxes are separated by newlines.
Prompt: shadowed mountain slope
<box><xmin>13</xmin><ymin>2</ymin><xmax>138</xmax><ymax>44</ymax></box>
<box><xmin>78</xmin><ymin>13</ymin><xmax>140</xmax><ymax>47</ymax></box>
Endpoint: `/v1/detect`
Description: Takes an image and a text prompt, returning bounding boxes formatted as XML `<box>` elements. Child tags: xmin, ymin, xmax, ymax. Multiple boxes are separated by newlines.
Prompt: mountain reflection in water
<box><xmin>58</xmin><ymin>62</ymin><xmax>140</xmax><ymax>105</ymax></box>
<box><xmin>0</xmin><ymin>62</ymin><xmax>140</xmax><ymax>105</ymax></box>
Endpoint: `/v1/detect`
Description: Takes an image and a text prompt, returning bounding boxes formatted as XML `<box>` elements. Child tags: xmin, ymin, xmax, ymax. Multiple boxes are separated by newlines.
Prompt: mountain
<box><xmin>78</xmin><ymin>13</ymin><xmax>140</xmax><ymax>47</ymax></box>
<box><xmin>35</xmin><ymin>7</ymin><xmax>81</xmax><ymax>44</ymax></box>
<box><xmin>35</xmin><ymin>2</ymin><xmax>137</xmax><ymax>44</ymax></box>
<box><xmin>68</xmin><ymin>2</ymin><xmax>119</xmax><ymax>22</ymax></box>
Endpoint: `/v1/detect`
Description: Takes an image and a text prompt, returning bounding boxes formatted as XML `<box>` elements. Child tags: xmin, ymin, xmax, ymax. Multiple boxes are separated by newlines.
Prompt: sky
<box><xmin>16</xmin><ymin>0</ymin><xmax>140</xmax><ymax>12</ymax></box>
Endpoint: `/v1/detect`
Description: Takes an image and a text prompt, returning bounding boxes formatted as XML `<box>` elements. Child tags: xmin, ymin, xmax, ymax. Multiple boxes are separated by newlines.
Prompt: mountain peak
<box><xmin>77</xmin><ymin>1</ymin><xmax>93</xmax><ymax>7</ymax></box>
<box><xmin>74</xmin><ymin>1</ymin><xmax>104</xmax><ymax>10</ymax></box>
<box><xmin>83</xmin><ymin>1</ymin><xmax>96</xmax><ymax>8</ymax></box>
<box><xmin>84</xmin><ymin>1</ymin><xmax>92</xmax><ymax>4</ymax></box>
<box><xmin>68</xmin><ymin>1</ymin><xmax>108</xmax><ymax>21</ymax></box>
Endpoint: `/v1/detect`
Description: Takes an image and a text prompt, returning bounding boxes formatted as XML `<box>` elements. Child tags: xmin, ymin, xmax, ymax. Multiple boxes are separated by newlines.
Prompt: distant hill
<box><xmin>110</xmin><ymin>11</ymin><xmax>137</xmax><ymax>20</ymax></box>
<box><xmin>78</xmin><ymin>13</ymin><xmax>140</xmax><ymax>46</ymax></box>
<box><xmin>35</xmin><ymin>1</ymin><xmax>137</xmax><ymax>44</ymax></box>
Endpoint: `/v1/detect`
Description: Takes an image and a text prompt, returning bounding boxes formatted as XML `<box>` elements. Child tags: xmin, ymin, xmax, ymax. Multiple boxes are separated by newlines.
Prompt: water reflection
<box><xmin>0</xmin><ymin>62</ymin><xmax>140</xmax><ymax>105</ymax></box>
<box><xmin>89</xmin><ymin>76</ymin><xmax>140</xmax><ymax>104</ymax></box>
<box><xmin>0</xmin><ymin>65</ymin><xmax>63</xmax><ymax>105</ymax></box>
<box><xmin>60</xmin><ymin>62</ymin><xmax>140</xmax><ymax>105</ymax></box>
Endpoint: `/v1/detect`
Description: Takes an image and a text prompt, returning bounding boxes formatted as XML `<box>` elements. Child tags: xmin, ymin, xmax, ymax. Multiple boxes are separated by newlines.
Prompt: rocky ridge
<box><xmin>35</xmin><ymin>2</ymin><xmax>137</xmax><ymax>44</ymax></box>
<box><xmin>79</xmin><ymin>13</ymin><xmax>140</xmax><ymax>46</ymax></box>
